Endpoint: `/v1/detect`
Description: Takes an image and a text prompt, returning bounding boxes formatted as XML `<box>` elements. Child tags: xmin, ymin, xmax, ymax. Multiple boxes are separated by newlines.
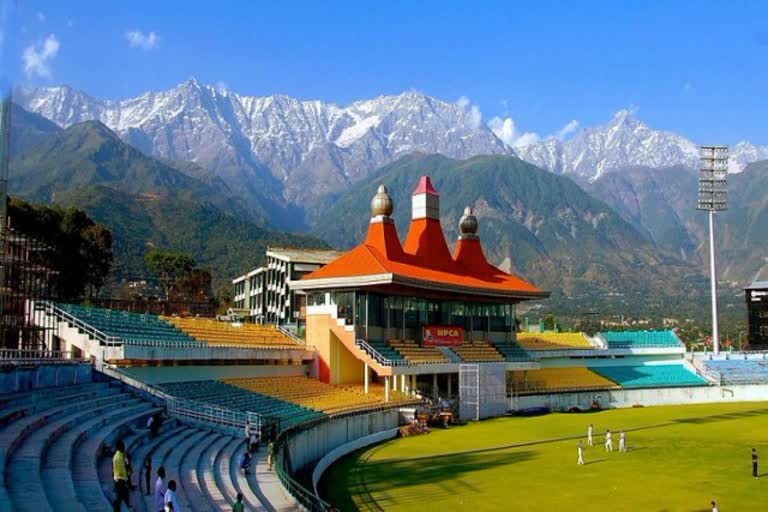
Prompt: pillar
<box><xmin>401</xmin><ymin>374</ymin><xmax>406</xmax><ymax>393</ymax></box>
<box><xmin>364</xmin><ymin>362</ymin><xmax>369</xmax><ymax>394</ymax></box>
<box><xmin>384</xmin><ymin>376</ymin><xmax>390</xmax><ymax>402</ymax></box>
<box><xmin>433</xmin><ymin>373</ymin><xmax>438</xmax><ymax>401</ymax></box>
<box><xmin>411</xmin><ymin>374</ymin><xmax>417</xmax><ymax>396</ymax></box>
<box><xmin>448</xmin><ymin>373</ymin><xmax>452</xmax><ymax>396</ymax></box>
<box><xmin>392</xmin><ymin>374</ymin><xmax>397</xmax><ymax>391</ymax></box>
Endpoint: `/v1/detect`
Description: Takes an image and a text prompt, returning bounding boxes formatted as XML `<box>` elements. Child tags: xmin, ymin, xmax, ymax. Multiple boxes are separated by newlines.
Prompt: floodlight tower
<box><xmin>697</xmin><ymin>145</ymin><xmax>728</xmax><ymax>355</ymax></box>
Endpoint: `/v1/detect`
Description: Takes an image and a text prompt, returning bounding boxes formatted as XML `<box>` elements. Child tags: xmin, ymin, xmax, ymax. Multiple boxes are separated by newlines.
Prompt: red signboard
<box><xmin>423</xmin><ymin>325</ymin><xmax>463</xmax><ymax>346</ymax></box>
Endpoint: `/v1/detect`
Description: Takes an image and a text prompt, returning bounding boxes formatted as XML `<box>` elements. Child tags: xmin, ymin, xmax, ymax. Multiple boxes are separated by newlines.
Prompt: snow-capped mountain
<box><xmin>16</xmin><ymin>80</ymin><xmax>510</xmax><ymax>204</ymax></box>
<box><xmin>728</xmin><ymin>141</ymin><xmax>768</xmax><ymax>174</ymax></box>
<box><xmin>514</xmin><ymin>110</ymin><xmax>700</xmax><ymax>182</ymax></box>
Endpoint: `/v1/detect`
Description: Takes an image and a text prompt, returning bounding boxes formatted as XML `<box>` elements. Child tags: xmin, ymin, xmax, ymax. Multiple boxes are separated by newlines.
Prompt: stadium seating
<box><xmin>452</xmin><ymin>341</ymin><xmax>504</xmax><ymax>362</ymax></box>
<box><xmin>225</xmin><ymin>376</ymin><xmax>418</xmax><ymax>414</ymax></box>
<box><xmin>361</xmin><ymin>339</ymin><xmax>406</xmax><ymax>363</ymax></box>
<box><xmin>600</xmin><ymin>330</ymin><xmax>682</xmax><ymax>349</ymax></box>
<box><xmin>158</xmin><ymin>380</ymin><xmax>325</xmax><ymax>429</ymax></box>
<box><xmin>590</xmin><ymin>364</ymin><xmax>707</xmax><ymax>388</ymax></box>
<box><xmin>510</xmin><ymin>367</ymin><xmax>619</xmax><ymax>394</ymax></box>
<box><xmin>516</xmin><ymin>332</ymin><xmax>593</xmax><ymax>350</ymax></box>
<box><xmin>702</xmin><ymin>359</ymin><xmax>768</xmax><ymax>385</ymax></box>
<box><xmin>165</xmin><ymin>316</ymin><xmax>301</xmax><ymax>348</ymax></box>
<box><xmin>57</xmin><ymin>303</ymin><xmax>198</xmax><ymax>346</ymax></box>
<box><xmin>388</xmin><ymin>340</ymin><xmax>450</xmax><ymax>363</ymax></box>
<box><xmin>490</xmin><ymin>339</ymin><xmax>534</xmax><ymax>361</ymax></box>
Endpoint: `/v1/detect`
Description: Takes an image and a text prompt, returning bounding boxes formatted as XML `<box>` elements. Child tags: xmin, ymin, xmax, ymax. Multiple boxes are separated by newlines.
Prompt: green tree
<box><xmin>145</xmin><ymin>249</ymin><xmax>196</xmax><ymax>299</ymax></box>
<box><xmin>543</xmin><ymin>313</ymin><xmax>556</xmax><ymax>331</ymax></box>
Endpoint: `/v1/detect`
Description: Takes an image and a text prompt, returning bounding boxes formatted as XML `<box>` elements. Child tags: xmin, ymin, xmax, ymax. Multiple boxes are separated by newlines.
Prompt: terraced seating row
<box><xmin>701</xmin><ymin>359</ymin><xmax>768</xmax><ymax>385</ymax></box>
<box><xmin>490</xmin><ymin>339</ymin><xmax>534</xmax><ymax>361</ymax></box>
<box><xmin>388</xmin><ymin>340</ymin><xmax>450</xmax><ymax>363</ymax></box>
<box><xmin>600</xmin><ymin>330</ymin><xmax>682</xmax><ymax>349</ymax></box>
<box><xmin>516</xmin><ymin>331</ymin><xmax>593</xmax><ymax>350</ymax></box>
<box><xmin>225</xmin><ymin>377</ymin><xmax>419</xmax><ymax>415</ymax></box>
<box><xmin>165</xmin><ymin>316</ymin><xmax>301</xmax><ymax>348</ymax></box>
<box><xmin>590</xmin><ymin>364</ymin><xmax>707</xmax><ymax>388</ymax></box>
<box><xmin>451</xmin><ymin>341</ymin><xmax>504</xmax><ymax>362</ymax></box>
<box><xmin>57</xmin><ymin>303</ymin><xmax>198</xmax><ymax>346</ymax></box>
<box><xmin>159</xmin><ymin>379</ymin><xmax>325</xmax><ymax>429</ymax></box>
<box><xmin>510</xmin><ymin>367</ymin><xmax>619</xmax><ymax>394</ymax></box>
<box><xmin>362</xmin><ymin>339</ymin><xmax>406</xmax><ymax>363</ymax></box>
<box><xmin>0</xmin><ymin>381</ymin><xmax>162</xmax><ymax>511</ymax></box>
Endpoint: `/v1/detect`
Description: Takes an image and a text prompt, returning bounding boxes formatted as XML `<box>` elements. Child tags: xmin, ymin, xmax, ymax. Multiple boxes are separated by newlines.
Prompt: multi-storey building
<box><xmin>232</xmin><ymin>247</ymin><xmax>342</xmax><ymax>324</ymax></box>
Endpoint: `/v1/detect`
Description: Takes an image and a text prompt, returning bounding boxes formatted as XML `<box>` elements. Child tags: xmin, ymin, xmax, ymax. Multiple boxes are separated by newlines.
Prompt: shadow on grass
<box><xmin>583</xmin><ymin>459</ymin><xmax>605</xmax><ymax>465</ymax></box>
<box><xmin>348</xmin><ymin>449</ymin><xmax>535</xmax><ymax>511</ymax></box>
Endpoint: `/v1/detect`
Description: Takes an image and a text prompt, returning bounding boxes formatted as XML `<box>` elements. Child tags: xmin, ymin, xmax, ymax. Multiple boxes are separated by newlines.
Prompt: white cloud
<box><xmin>22</xmin><ymin>34</ymin><xmax>60</xmax><ymax>78</ymax></box>
<box><xmin>125</xmin><ymin>30</ymin><xmax>159</xmax><ymax>50</ymax></box>
<box><xmin>456</xmin><ymin>96</ymin><xmax>484</xmax><ymax>130</ymax></box>
<box><xmin>488</xmin><ymin>116</ymin><xmax>540</xmax><ymax>148</ymax></box>
<box><xmin>554</xmin><ymin>119</ymin><xmax>579</xmax><ymax>140</ymax></box>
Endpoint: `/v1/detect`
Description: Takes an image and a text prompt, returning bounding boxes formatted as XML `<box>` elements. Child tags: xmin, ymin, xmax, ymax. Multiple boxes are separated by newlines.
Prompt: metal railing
<box><xmin>276</xmin><ymin>325</ymin><xmax>306</xmax><ymax>346</ymax></box>
<box><xmin>38</xmin><ymin>301</ymin><xmax>123</xmax><ymax>346</ymax></box>
<box><xmin>355</xmin><ymin>338</ymin><xmax>408</xmax><ymax>366</ymax></box>
<box><xmin>0</xmin><ymin>349</ymin><xmax>83</xmax><ymax>363</ymax></box>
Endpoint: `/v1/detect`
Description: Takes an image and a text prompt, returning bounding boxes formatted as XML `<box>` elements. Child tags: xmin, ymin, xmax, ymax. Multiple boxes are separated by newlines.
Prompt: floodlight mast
<box><xmin>697</xmin><ymin>145</ymin><xmax>728</xmax><ymax>355</ymax></box>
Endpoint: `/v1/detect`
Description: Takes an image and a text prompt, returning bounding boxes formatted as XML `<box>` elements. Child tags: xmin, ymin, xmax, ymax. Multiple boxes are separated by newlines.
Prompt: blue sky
<box><xmin>1</xmin><ymin>0</ymin><xmax>766</xmax><ymax>144</ymax></box>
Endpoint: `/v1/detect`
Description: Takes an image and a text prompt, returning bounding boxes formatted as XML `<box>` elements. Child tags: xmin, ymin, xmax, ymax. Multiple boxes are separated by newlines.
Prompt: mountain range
<box><xmin>8</xmin><ymin>80</ymin><xmax>768</xmax><ymax>307</ymax></box>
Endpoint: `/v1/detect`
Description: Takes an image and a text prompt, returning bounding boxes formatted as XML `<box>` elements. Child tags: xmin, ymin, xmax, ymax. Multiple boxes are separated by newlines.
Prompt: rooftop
<box><xmin>267</xmin><ymin>246</ymin><xmax>345</xmax><ymax>264</ymax></box>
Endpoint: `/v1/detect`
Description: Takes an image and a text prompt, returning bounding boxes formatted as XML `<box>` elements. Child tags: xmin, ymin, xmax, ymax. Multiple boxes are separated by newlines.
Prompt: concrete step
<box><xmin>230</xmin><ymin>441</ymin><xmax>267</xmax><ymax>511</ymax></box>
<box><xmin>162</xmin><ymin>429</ymin><xmax>211</xmax><ymax>510</ymax></box>
<box><xmin>75</xmin><ymin>417</ymin><xmax>173</xmax><ymax>512</ymax></box>
<box><xmin>6</xmin><ymin>394</ymin><xmax>139</xmax><ymax>511</ymax></box>
<box><xmin>43</xmin><ymin>401</ymin><xmax>155</xmax><ymax>512</ymax></box>
<box><xmin>180</xmin><ymin>431</ymin><xmax>219</xmax><ymax>512</ymax></box>
<box><xmin>252</xmin><ymin>448</ymin><xmax>297</xmax><ymax>511</ymax></box>
<box><xmin>200</xmin><ymin>435</ymin><xmax>233</xmax><ymax>510</ymax></box>
<box><xmin>214</xmin><ymin>436</ymin><xmax>240</xmax><ymax>507</ymax></box>
<box><xmin>140</xmin><ymin>427</ymin><xmax>202</xmax><ymax>512</ymax></box>
<box><xmin>0</xmin><ymin>382</ymin><xmax>108</xmax><ymax>410</ymax></box>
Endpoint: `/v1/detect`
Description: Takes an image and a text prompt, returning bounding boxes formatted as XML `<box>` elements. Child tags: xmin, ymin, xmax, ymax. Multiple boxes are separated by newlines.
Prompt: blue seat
<box><xmin>601</xmin><ymin>330</ymin><xmax>682</xmax><ymax>349</ymax></box>
<box><xmin>590</xmin><ymin>364</ymin><xmax>707</xmax><ymax>388</ymax></box>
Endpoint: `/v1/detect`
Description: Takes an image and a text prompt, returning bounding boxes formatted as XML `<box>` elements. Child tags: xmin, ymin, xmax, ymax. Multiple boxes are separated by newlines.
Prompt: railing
<box><xmin>38</xmin><ymin>301</ymin><xmax>123</xmax><ymax>346</ymax></box>
<box><xmin>355</xmin><ymin>338</ymin><xmax>408</xmax><ymax>366</ymax></box>
<box><xmin>0</xmin><ymin>349</ymin><xmax>84</xmax><ymax>363</ymax></box>
<box><xmin>276</xmin><ymin>325</ymin><xmax>306</xmax><ymax>346</ymax></box>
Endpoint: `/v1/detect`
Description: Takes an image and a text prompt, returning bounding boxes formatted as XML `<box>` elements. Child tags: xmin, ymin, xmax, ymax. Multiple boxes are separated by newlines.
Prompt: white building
<box><xmin>232</xmin><ymin>247</ymin><xmax>342</xmax><ymax>324</ymax></box>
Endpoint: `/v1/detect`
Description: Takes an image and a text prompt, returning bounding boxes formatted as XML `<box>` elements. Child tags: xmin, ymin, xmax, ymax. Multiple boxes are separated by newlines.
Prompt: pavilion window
<box><xmin>355</xmin><ymin>292</ymin><xmax>367</xmax><ymax>326</ymax></box>
<box><xmin>473</xmin><ymin>304</ymin><xmax>489</xmax><ymax>334</ymax></box>
<box><xmin>368</xmin><ymin>294</ymin><xmax>385</xmax><ymax>328</ymax></box>
<box><xmin>404</xmin><ymin>297</ymin><xmax>420</xmax><ymax>329</ymax></box>
<box><xmin>490</xmin><ymin>304</ymin><xmax>505</xmax><ymax>332</ymax></box>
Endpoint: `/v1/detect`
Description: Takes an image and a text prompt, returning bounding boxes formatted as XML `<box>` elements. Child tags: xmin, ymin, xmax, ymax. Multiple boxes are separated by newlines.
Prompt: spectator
<box><xmin>143</xmin><ymin>455</ymin><xmax>152</xmax><ymax>496</ymax></box>
<box><xmin>711</xmin><ymin>500</ymin><xmax>719</xmax><ymax>512</ymax></box>
<box><xmin>233</xmin><ymin>492</ymin><xmax>245</xmax><ymax>512</ymax></box>
<box><xmin>164</xmin><ymin>479</ymin><xmax>180</xmax><ymax>512</ymax></box>
<box><xmin>112</xmin><ymin>440</ymin><xmax>130</xmax><ymax>512</ymax></box>
<box><xmin>753</xmin><ymin>447</ymin><xmax>759</xmax><ymax>479</ymax></box>
<box><xmin>155</xmin><ymin>466</ymin><xmax>168</xmax><ymax>512</ymax></box>
<box><xmin>267</xmin><ymin>440</ymin><xmax>275</xmax><ymax>471</ymax></box>
<box><xmin>239</xmin><ymin>448</ymin><xmax>251</xmax><ymax>475</ymax></box>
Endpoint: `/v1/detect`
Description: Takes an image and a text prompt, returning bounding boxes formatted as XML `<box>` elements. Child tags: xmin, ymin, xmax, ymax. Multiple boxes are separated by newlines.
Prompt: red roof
<box><xmin>412</xmin><ymin>175</ymin><xmax>438</xmax><ymax>195</ymax></box>
<box><xmin>299</xmin><ymin>177</ymin><xmax>547</xmax><ymax>299</ymax></box>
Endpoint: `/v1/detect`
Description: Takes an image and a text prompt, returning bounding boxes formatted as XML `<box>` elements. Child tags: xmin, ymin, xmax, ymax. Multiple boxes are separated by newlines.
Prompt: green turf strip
<box><xmin>321</xmin><ymin>402</ymin><xmax>768</xmax><ymax>511</ymax></box>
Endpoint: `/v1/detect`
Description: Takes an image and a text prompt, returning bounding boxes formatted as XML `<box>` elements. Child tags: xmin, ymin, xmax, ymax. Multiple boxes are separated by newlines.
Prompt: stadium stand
<box><xmin>158</xmin><ymin>380</ymin><xmax>325</xmax><ymax>429</ymax></box>
<box><xmin>388</xmin><ymin>340</ymin><xmax>450</xmax><ymax>363</ymax></box>
<box><xmin>600</xmin><ymin>330</ymin><xmax>683</xmax><ymax>349</ymax></box>
<box><xmin>490</xmin><ymin>339</ymin><xmax>534</xmax><ymax>361</ymax></box>
<box><xmin>516</xmin><ymin>332</ymin><xmax>593</xmax><ymax>350</ymax></box>
<box><xmin>165</xmin><ymin>316</ymin><xmax>301</xmax><ymax>348</ymax></box>
<box><xmin>57</xmin><ymin>303</ymin><xmax>198</xmax><ymax>345</ymax></box>
<box><xmin>360</xmin><ymin>339</ymin><xmax>406</xmax><ymax>363</ymax></box>
<box><xmin>510</xmin><ymin>367</ymin><xmax>619</xmax><ymax>394</ymax></box>
<box><xmin>702</xmin><ymin>359</ymin><xmax>768</xmax><ymax>385</ymax></box>
<box><xmin>590</xmin><ymin>364</ymin><xmax>707</xmax><ymax>388</ymax></box>
<box><xmin>452</xmin><ymin>340</ymin><xmax>505</xmax><ymax>362</ymax></box>
<box><xmin>225</xmin><ymin>376</ymin><xmax>418</xmax><ymax>414</ymax></box>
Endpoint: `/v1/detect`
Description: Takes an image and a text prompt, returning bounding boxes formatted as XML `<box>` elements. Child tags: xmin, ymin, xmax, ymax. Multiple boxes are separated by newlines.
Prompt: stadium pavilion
<box><xmin>292</xmin><ymin>176</ymin><xmax>549</xmax><ymax>399</ymax></box>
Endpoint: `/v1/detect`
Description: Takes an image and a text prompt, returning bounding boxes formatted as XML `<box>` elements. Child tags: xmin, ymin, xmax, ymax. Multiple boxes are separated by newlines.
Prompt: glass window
<box><xmin>404</xmin><ymin>297</ymin><xmax>421</xmax><ymax>329</ymax></box>
<box><xmin>387</xmin><ymin>296</ymin><xmax>403</xmax><ymax>328</ymax></box>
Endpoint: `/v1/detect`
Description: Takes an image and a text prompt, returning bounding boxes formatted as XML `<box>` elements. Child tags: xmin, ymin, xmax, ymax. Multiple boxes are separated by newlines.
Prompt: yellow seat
<box><xmin>516</xmin><ymin>332</ymin><xmax>592</xmax><ymax>351</ymax></box>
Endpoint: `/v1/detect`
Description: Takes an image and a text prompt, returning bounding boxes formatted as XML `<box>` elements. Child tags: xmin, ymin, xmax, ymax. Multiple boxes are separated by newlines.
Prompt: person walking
<box><xmin>112</xmin><ymin>440</ymin><xmax>130</xmax><ymax>512</ymax></box>
<box><xmin>753</xmin><ymin>447</ymin><xmax>759</xmax><ymax>479</ymax></box>
<box><xmin>267</xmin><ymin>440</ymin><xmax>275</xmax><ymax>471</ymax></box>
<box><xmin>143</xmin><ymin>455</ymin><xmax>152</xmax><ymax>496</ymax></box>
<box><xmin>577</xmin><ymin>441</ymin><xmax>585</xmax><ymax>465</ymax></box>
<box><xmin>587</xmin><ymin>423</ymin><xmax>593</xmax><ymax>446</ymax></box>
<box><xmin>239</xmin><ymin>448</ymin><xmax>251</xmax><ymax>475</ymax></box>
<box><xmin>154</xmin><ymin>466</ymin><xmax>168</xmax><ymax>512</ymax></box>
<box><xmin>711</xmin><ymin>500</ymin><xmax>719</xmax><ymax>512</ymax></box>
<box><xmin>164</xmin><ymin>480</ymin><xmax>180</xmax><ymax>512</ymax></box>
<box><xmin>233</xmin><ymin>492</ymin><xmax>245</xmax><ymax>512</ymax></box>
<box><xmin>619</xmin><ymin>430</ymin><xmax>626</xmax><ymax>452</ymax></box>
<box><xmin>605</xmin><ymin>429</ymin><xmax>613</xmax><ymax>452</ymax></box>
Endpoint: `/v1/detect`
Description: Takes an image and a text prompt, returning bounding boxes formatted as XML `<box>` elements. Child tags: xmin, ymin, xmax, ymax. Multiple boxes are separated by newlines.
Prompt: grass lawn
<box><xmin>320</xmin><ymin>402</ymin><xmax>768</xmax><ymax>511</ymax></box>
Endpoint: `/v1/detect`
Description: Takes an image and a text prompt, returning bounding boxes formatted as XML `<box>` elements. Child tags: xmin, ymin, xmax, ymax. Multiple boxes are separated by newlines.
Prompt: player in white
<box><xmin>619</xmin><ymin>430</ymin><xmax>626</xmax><ymax>452</ymax></box>
<box><xmin>605</xmin><ymin>429</ymin><xmax>613</xmax><ymax>452</ymax></box>
<box><xmin>577</xmin><ymin>441</ymin><xmax>585</xmax><ymax>465</ymax></box>
<box><xmin>587</xmin><ymin>423</ymin><xmax>593</xmax><ymax>446</ymax></box>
